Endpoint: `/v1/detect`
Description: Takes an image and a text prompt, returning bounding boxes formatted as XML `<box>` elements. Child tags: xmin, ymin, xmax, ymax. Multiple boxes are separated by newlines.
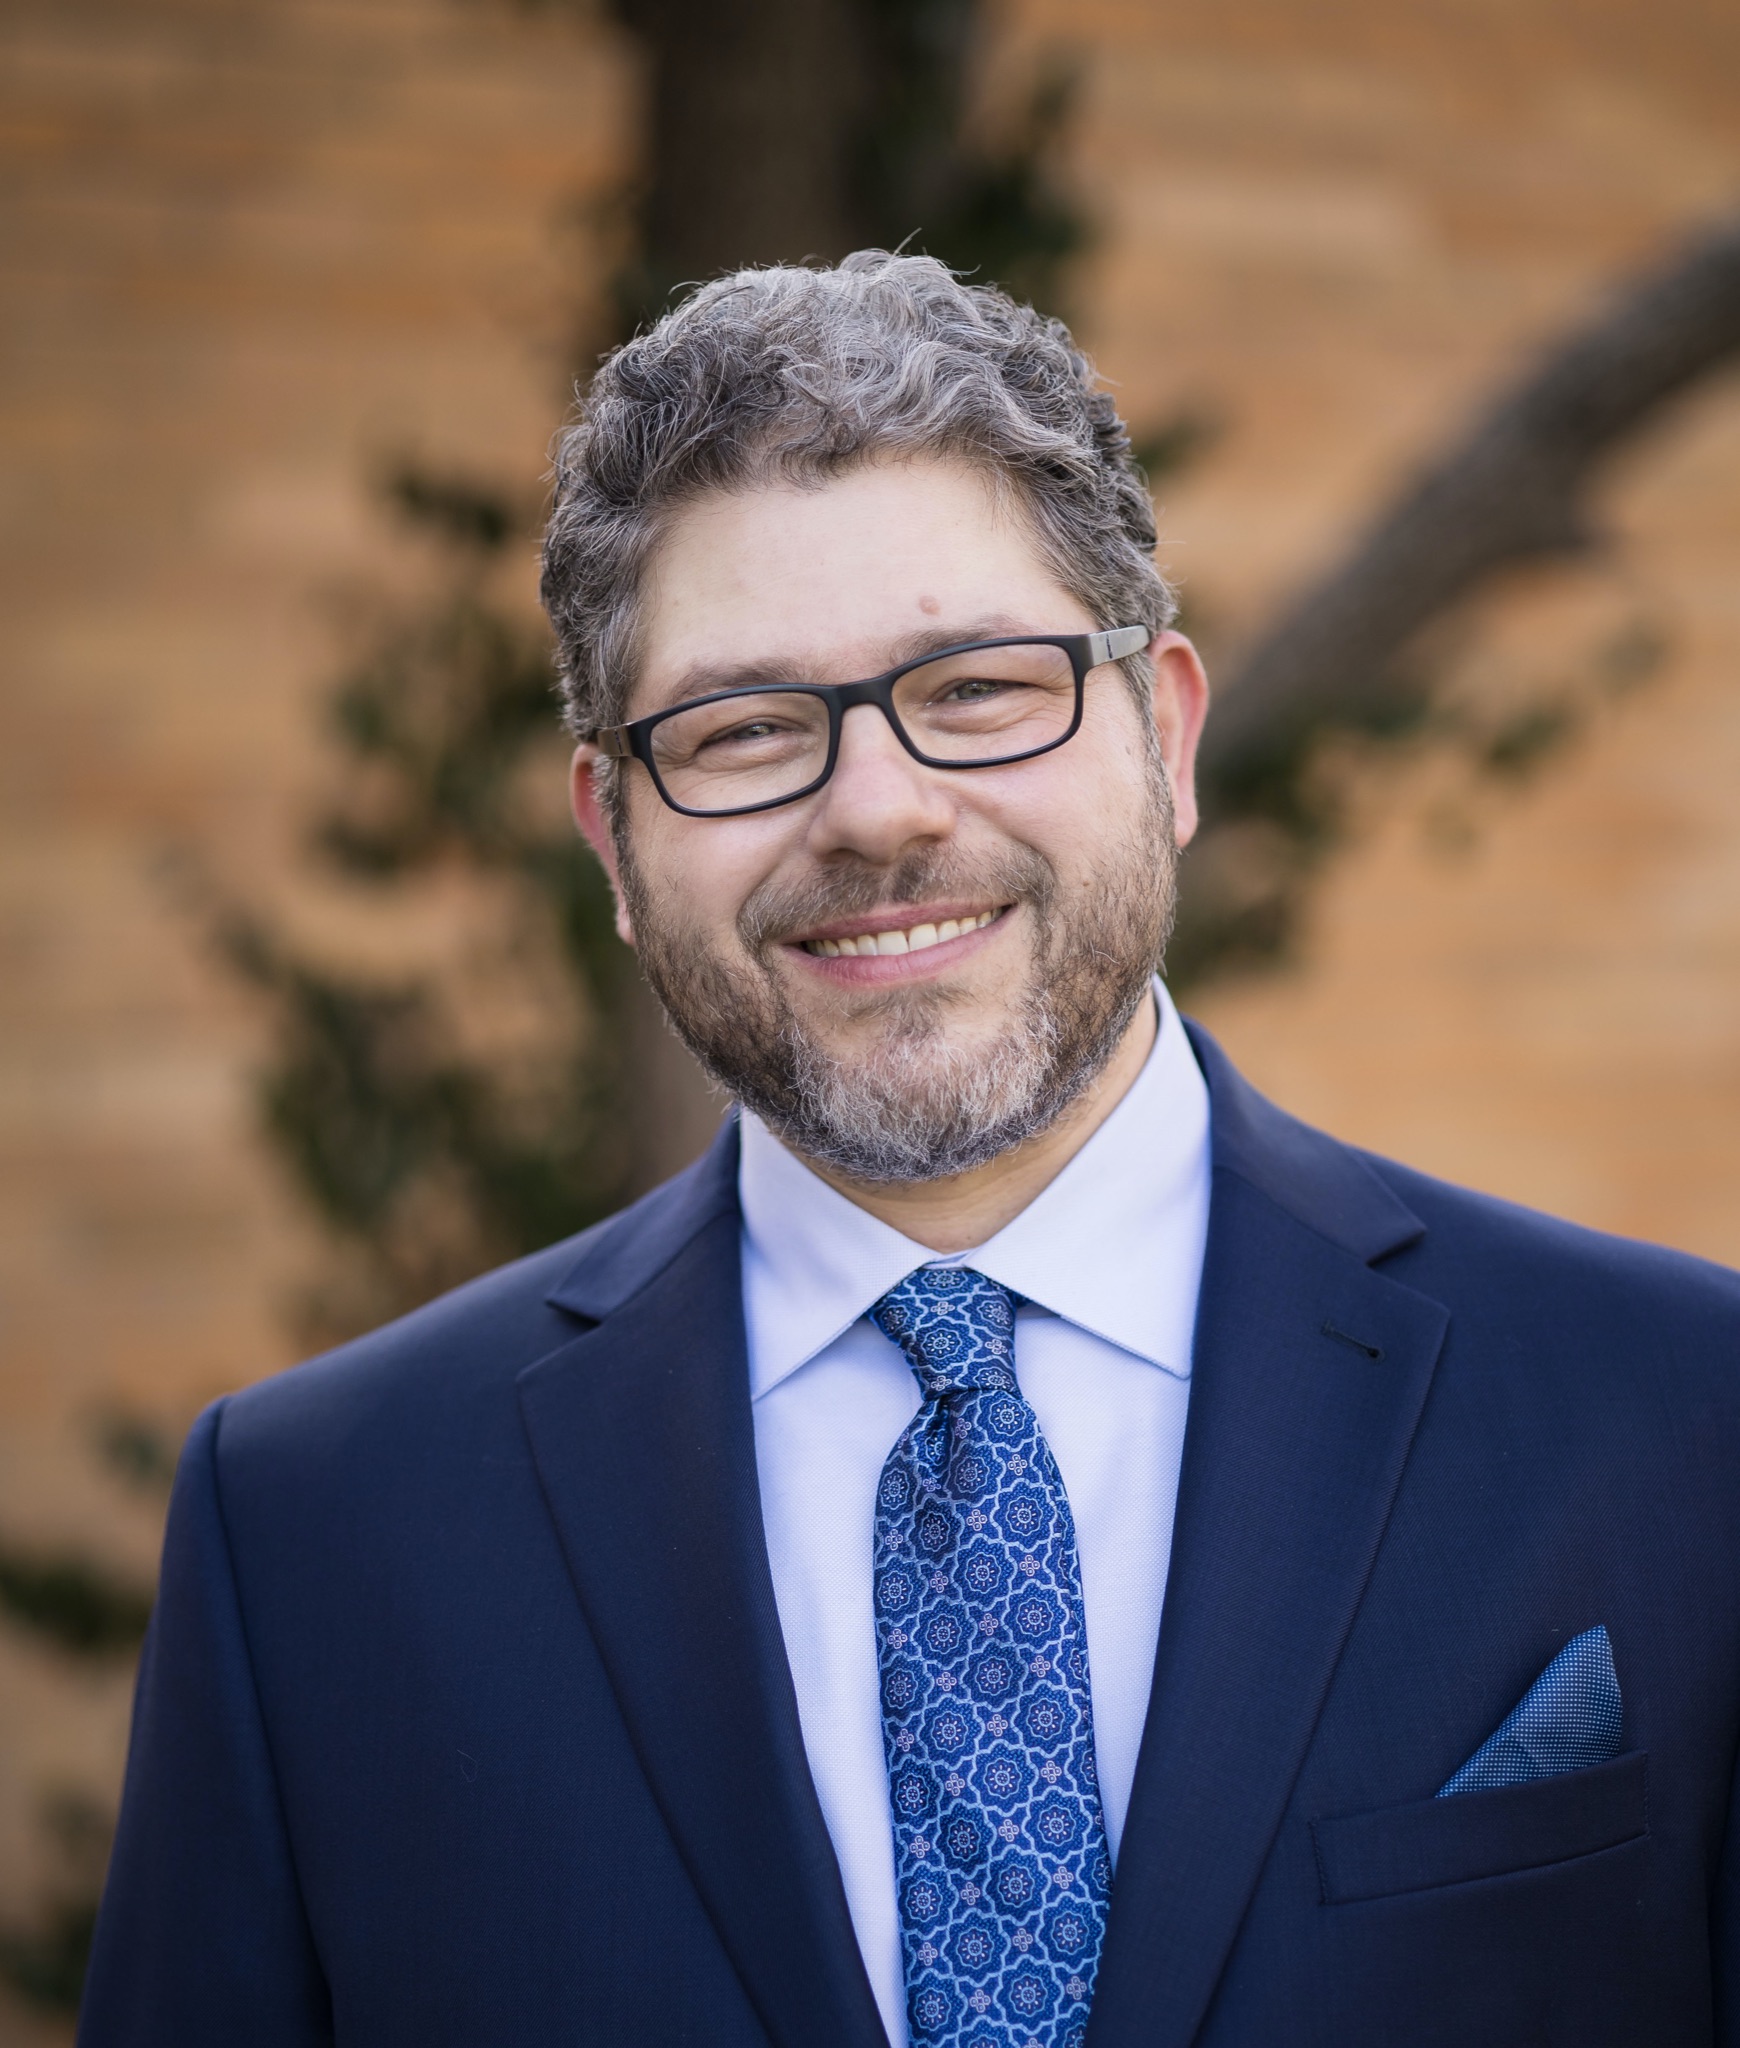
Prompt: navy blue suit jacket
<box><xmin>81</xmin><ymin>1029</ymin><xmax>1740</xmax><ymax>2046</ymax></box>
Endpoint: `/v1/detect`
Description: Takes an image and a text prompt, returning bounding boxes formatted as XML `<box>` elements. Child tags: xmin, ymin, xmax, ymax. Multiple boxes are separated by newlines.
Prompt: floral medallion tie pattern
<box><xmin>871</xmin><ymin>1266</ymin><xmax>1110</xmax><ymax>2048</ymax></box>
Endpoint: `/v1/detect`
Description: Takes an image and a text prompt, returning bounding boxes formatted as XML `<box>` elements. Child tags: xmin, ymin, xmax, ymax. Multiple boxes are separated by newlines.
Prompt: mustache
<box><xmin>737</xmin><ymin>844</ymin><xmax>1058</xmax><ymax>954</ymax></box>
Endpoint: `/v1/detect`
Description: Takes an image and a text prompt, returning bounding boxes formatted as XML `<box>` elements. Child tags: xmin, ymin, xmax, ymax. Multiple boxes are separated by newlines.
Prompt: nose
<box><xmin>803</xmin><ymin>701</ymin><xmax>956</xmax><ymax>863</ymax></box>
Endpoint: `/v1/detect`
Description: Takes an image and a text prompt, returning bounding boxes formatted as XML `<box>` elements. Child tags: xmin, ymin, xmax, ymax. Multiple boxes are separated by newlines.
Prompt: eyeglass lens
<box><xmin>647</xmin><ymin>641</ymin><xmax>1078</xmax><ymax>813</ymax></box>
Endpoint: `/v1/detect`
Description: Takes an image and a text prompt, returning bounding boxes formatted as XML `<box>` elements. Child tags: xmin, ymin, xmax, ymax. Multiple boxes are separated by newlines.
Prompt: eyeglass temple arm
<box><xmin>588</xmin><ymin>726</ymin><xmax>633</xmax><ymax>756</ymax></box>
<box><xmin>1088</xmin><ymin>625</ymin><xmax>1153</xmax><ymax>665</ymax></box>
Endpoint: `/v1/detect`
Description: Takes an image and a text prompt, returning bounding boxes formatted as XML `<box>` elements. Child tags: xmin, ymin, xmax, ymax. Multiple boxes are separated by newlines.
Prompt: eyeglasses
<box><xmin>589</xmin><ymin>626</ymin><xmax>1150</xmax><ymax>818</ymax></box>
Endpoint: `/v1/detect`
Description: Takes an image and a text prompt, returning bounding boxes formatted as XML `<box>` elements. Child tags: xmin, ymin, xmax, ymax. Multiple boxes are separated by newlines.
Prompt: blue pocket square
<box><xmin>1438</xmin><ymin>1625</ymin><xmax>1622</xmax><ymax>1797</ymax></box>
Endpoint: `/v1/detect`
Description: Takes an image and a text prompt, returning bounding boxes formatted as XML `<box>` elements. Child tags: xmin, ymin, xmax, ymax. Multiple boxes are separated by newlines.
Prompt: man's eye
<box><xmin>697</xmin><ymin>717</ymin><xmax>794</xmax><ymax>750</ymax></box>
<box><xmin>939</xmin><ymin>676</ymin><xmax>1016</xmax><ymax>702</ymax></box>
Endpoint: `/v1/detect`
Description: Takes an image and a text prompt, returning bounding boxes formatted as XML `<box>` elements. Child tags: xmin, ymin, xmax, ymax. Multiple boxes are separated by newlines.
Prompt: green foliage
<box><xmin>1128</xmin><ymin>412</ymin><xmax>1221</xmax><ymax>486</ymax></box>
<box><xmin>0</xmin><ymin>1410</ymin><xmax>182</xmax><ymax>2022</ymax></box>
<box><xmin>318</xmin><ymin>595</ymin><xmax>558</xmax><ymax>874</ymax></box>
<box><xmin>218</xmin><ymin>911</ymin><xmax>627</xmax><ymax>1332</ymax></box>
<box><xmin>381</xmin><ymin>468</ymin><xmax>518</xmax><ymax>552</ymax></box>
<box><xmin>1477</xmin><ymin>699</ymin><xmax>1580</xmax><ymax>780</ymax></box>
<box><xmin>208</xmin><ymin>476</ymin><xmax>634</xmax><ymax>1340</ymax></box>
<box><xmin>0</xmin><ymin>1794</ymin><xmax>112</xmax><ymax>2015</ymax></box>
<box><xmin>310</xmin><ymin>479</ymin><xmax>633</xmax><ymax>997</ymax></box>
<box><xmin>1168</xmin><ymin>615</ymin><xmax>1670</xmax><ymax>993</ymax></box>
<box><xmin>852</xmin><ymin>0</ymin><xmax>1086</xmax><ymax>315</ymax></box>
<box><xmin>91</xmin><ymin>1411</ymin><xmax>181</xmax><ymax>1498</ymax></box>
<box><xmin>0</xmin><ymin>1546</ymin><xmax>153</xmax><ymax>1661</ymax></box>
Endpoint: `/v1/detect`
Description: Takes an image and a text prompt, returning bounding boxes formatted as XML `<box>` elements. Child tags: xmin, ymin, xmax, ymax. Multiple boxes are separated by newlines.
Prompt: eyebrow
<box><xmin>639</xmin><ymin>614</ymin><xmax>1044</xmax><ymax>716</ymax></box>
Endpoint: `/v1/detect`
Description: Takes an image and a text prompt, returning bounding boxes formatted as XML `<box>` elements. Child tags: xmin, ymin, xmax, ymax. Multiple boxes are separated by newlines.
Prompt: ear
<box><xmin>1145</xmin><ymin>631</ymin><xmax>1210</xmax><ymax>847</ymax></box>
<box><xmin>569</xmin><ymin>745</ymin><xmax>637</xmax><ymax>947</ymax></box>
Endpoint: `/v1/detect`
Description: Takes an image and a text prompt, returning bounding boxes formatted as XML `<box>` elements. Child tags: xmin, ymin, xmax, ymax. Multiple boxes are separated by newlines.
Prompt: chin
<box><xmin>798</xmin><ymin>965</ymin><xmax>1012</xmax><ymax>1036</ymax></box>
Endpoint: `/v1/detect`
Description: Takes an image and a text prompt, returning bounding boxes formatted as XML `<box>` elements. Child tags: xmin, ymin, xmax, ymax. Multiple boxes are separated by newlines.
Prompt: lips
<box><xmin>801</xmin><ymin>908</ymin><xmax>1001</xmax><ymax>958</ymax></box>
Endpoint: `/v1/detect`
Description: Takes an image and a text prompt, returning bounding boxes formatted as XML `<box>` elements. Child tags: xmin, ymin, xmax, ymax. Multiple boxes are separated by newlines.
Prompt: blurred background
<box><xmin>1</xmin><ymin>0</ymin><xmax>1737</xmax><ymax>2033</ymax></box>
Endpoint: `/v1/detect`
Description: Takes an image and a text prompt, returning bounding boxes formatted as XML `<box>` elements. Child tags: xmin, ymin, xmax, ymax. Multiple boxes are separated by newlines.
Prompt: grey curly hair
<box><xmin>539</xmin><ymin>250</ymin><xmax>1176</xmax><ymax>743</ymax></box>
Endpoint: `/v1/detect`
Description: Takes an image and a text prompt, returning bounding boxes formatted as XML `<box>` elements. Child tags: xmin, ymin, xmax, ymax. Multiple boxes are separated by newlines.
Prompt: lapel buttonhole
<box><xmin>1321</xmin><ymin>1319</ymin><xmax>1385</xmax><ymax>1361</ymax></box>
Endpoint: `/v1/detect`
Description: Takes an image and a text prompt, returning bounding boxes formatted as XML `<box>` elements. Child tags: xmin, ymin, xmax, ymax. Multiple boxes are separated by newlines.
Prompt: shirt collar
<box><xmin>738</xmin><ymin>981</ymin><xmax>1211</xmax><ymax>1401</ymax></box>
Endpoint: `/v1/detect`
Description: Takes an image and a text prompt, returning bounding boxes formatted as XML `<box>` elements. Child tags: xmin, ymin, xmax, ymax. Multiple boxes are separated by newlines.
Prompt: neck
<box><xmin>793</xmin><ymin>994</ymin><xmax>1159</xmax><ymax>1254</ymax></box>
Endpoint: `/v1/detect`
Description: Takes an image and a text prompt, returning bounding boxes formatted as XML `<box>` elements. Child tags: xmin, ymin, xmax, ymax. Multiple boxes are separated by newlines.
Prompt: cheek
<box><xmin>629</xmin><ymin>807</ymin><xmax>788</xmax><ymax>933</ymax></box>
<box><xmin>1070</xmin><ymin>719</ymin><xmax>1163</xmax><ymax>842</ymax></box>
<box><xmin>973</xmin><ymin>738</ymin><xmax>1152</xmax><ymax>875</ymax></box>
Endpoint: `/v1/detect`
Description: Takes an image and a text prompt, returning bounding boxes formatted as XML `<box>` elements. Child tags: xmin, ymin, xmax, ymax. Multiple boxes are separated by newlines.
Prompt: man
<box><xmin>83</xmin><ymin>253</ymin><xmax>1740</xmax><ymax>2048</ymax></box>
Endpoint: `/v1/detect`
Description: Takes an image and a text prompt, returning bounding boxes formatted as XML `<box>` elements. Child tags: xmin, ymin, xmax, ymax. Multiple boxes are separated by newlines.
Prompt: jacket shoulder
<box><xmin>1187</xmin><ymin>1013</ymin><xmax>1740</xmax><ymax>1354</ymax></box>
<box><xmin>213</xmin><ymin>1126</ymin><xmax>739</xmax><ymax>1479</ymax></box>
<box><xmin>211</xmin><ymin>1232</ymin><xmax>591</xmax><ymax>1479</ymax></box>
<box><xmin>1360</xmin><ymin>1149</ymin><xmax>1740</xmax><ymax>1387</ymax></box>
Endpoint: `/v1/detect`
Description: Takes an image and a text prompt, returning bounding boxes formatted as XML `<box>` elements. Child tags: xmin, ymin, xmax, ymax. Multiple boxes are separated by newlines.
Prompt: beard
<box><xmin>619</xmin><ymin>762</ymin><xmax>1179</xmax><ymax>1186</ymax></box>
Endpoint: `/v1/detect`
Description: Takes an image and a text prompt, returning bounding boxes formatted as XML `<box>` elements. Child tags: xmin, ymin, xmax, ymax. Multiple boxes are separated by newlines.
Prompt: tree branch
<box><xmin>1199</xmin><ymin>214</ymin><xmax>1740</xmax><ymax>805</ymax></box>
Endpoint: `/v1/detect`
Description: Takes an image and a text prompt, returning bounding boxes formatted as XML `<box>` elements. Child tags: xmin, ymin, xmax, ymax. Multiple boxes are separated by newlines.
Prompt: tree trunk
<box><xmin>610</xmin><ymin>0</ymin><xmax>871</xmax><ymax>314</ymax></box>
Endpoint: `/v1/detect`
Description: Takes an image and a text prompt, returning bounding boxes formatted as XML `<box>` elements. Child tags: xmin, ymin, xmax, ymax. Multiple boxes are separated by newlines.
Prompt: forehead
<box><xmin>628</xmin><ymin>456</ymin><xmax>1090</xmax><ymax>715</ymax></box>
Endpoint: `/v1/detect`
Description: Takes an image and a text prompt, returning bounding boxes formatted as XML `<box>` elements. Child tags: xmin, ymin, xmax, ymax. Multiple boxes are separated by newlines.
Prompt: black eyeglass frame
<box><xmin>588</xmin><ymin>625</ymin><xmax>1152</xmax><ymax>818</ymax></box>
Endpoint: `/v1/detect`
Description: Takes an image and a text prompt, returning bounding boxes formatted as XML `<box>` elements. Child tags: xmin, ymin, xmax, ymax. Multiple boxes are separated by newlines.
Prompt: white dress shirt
<box><xmin>739</xmin><ymin>982</ymin><xmax>1212</xmax><ymax>2048</ymax></box>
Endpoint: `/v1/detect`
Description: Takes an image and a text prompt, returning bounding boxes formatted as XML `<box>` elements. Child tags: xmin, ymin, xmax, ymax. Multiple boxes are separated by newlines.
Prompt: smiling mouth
<box><xmin>800</xmin><ymin>907</ymin><xmax>1003</xmax><ymax>958</ymax></box>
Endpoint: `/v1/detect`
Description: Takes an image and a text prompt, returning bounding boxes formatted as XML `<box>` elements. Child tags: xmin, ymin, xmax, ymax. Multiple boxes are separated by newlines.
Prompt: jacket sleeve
<box><xmin>1719</xmin><ymin>1739</ymin><xmax>1740</xmax><ymax>2047</ymax></box>
<box><xmin>78</xmin><ymin>1400</ymin><xmax>332</xmax><ymax>2046</ymax></box>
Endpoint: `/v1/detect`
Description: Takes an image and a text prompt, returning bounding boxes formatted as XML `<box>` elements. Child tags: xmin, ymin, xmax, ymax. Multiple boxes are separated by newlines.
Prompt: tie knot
<box><xmin>871</xmin><ymin>1266</ymin><xmax>1021</xmax><ymax>1397</ymax></box>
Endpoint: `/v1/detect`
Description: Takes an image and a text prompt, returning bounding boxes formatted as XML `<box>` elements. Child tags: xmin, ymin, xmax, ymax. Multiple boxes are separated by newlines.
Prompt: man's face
<box><xmin>573</xmin><ymin>456</ymin><xmax>1208</xmax><ymax>1184</ymax></box>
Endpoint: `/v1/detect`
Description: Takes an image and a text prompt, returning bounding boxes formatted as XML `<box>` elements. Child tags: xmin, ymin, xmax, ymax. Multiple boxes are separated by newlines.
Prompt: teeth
<box><xmin>805</xmin><ymin>909</ymin><xmax>999</xmax><ymax>957</ymax></box>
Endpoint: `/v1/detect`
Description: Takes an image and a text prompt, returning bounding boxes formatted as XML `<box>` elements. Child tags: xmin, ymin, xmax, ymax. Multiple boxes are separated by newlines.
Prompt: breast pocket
<box><xmin>1310</xmin><ymin>1750</ymin><xmax>1649</xmax><ymax>1905</ymax></box>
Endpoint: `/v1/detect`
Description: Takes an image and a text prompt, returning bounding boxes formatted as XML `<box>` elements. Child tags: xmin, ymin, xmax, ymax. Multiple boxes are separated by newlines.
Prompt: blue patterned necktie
<box><xmin>871</xmin><ymin>1266</ymin><xmax>1110</xmax><ymax>2048</ymax></box>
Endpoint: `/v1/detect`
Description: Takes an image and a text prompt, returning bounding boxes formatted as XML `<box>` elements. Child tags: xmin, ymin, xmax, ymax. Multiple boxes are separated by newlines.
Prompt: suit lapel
<box><xmin>518</xmin><ymin>1126</ymin><xmax>888</xmax><ymax>2048</ymax></box>
<box><xmin>1088</xmin><ymin>1032</ymin><xmax>1450</xmax><ymax>2048</ymax></box>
